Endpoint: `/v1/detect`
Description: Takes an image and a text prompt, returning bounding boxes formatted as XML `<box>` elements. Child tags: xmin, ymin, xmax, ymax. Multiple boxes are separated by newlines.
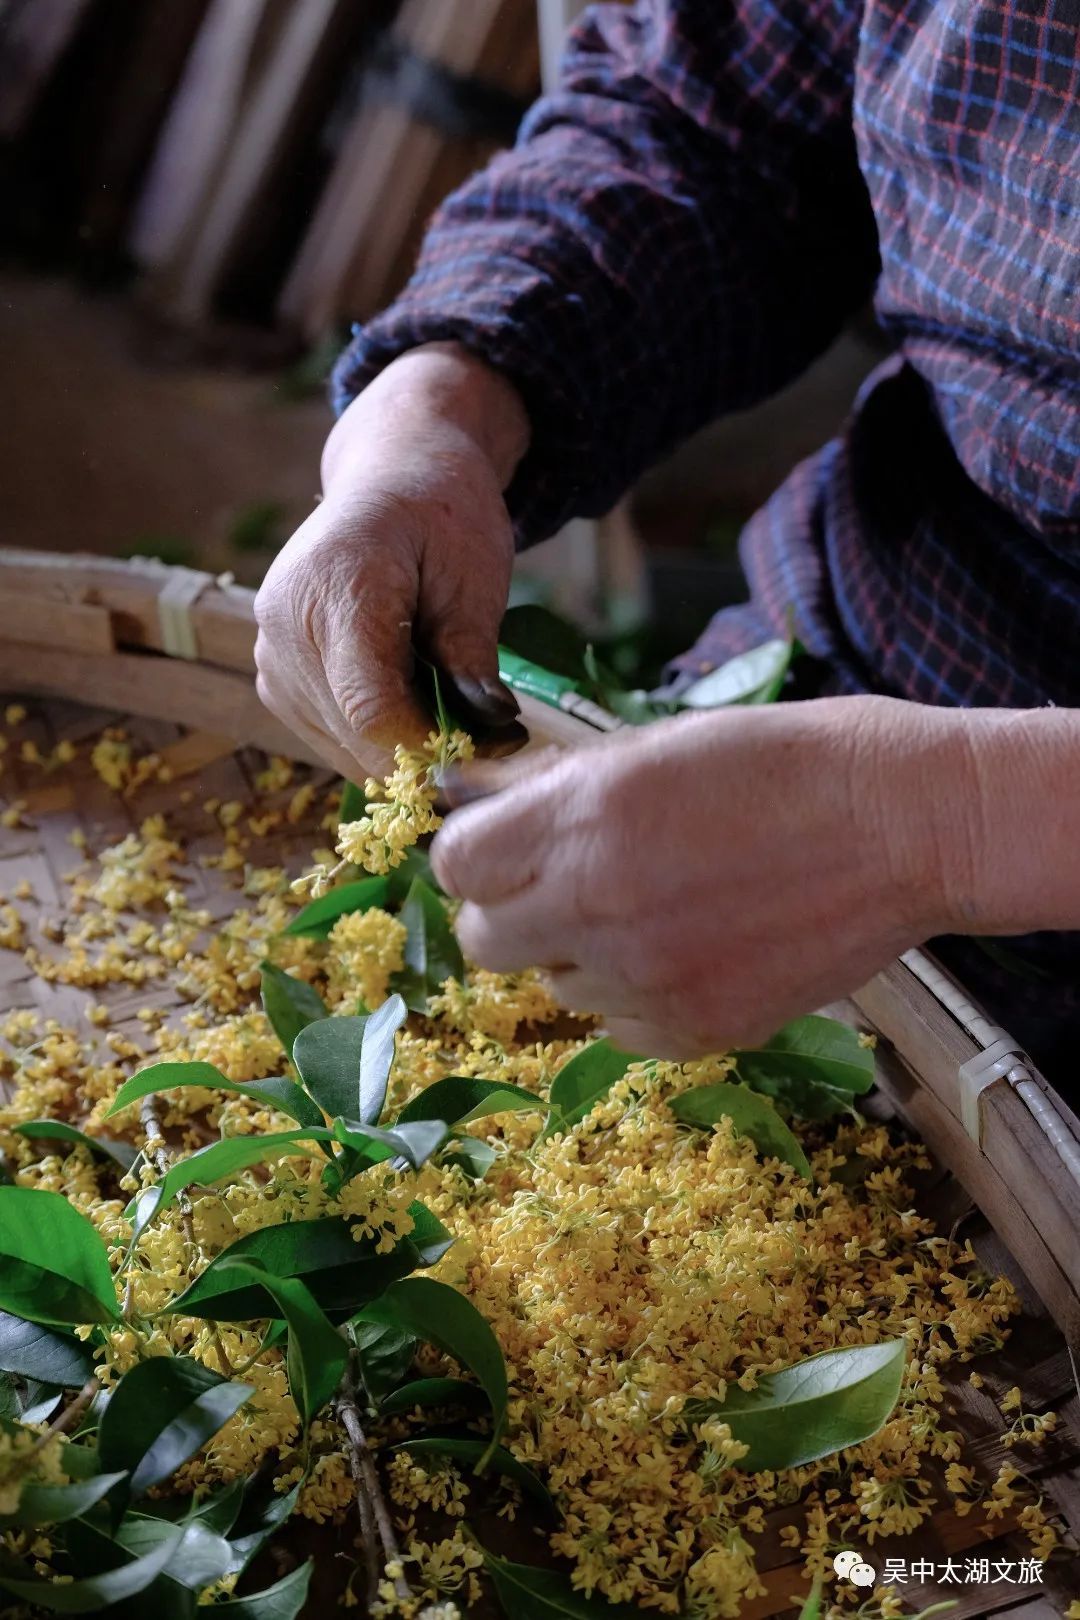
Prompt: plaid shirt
<box><xmin>334</xmin><ymin>0</ymin><xmax>1080</xmax><ymax>1077</ymax></box>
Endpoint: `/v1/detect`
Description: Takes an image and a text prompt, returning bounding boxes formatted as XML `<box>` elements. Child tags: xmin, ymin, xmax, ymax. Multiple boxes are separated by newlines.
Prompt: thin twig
<box><xmin>17</xmin><ymin>1375</ymin><xmax>99</xmax><ymax>1468</ymax></box>
<box><xmin>137</xmin><ymin>1094</ymin><xmax>236</xmax><ymax>1377</ymax></box>
<box><xmin>335</xmin><ymin>1357</ymin><xmax>409</xmax><ymax>1606</ymax></box>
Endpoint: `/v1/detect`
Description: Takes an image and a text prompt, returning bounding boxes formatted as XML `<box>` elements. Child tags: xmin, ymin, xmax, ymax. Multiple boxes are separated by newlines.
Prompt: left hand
<box><xmin>430</xmin><ymin>697</ymin><xmax>975</xmax><ymax>1057</ymax></box>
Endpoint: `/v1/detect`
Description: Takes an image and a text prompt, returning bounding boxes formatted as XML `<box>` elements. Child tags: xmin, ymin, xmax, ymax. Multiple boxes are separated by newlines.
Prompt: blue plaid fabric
<box><xmin>333</xmin><ymin>0</ymin><xmax>1080</xmax><ymax>1081</ymax></box>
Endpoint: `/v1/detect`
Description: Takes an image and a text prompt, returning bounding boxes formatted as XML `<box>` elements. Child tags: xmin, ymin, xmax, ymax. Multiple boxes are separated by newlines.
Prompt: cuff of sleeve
<box><xmin>331</xmin><ymin>305</ymin><xmax>598</xmax><ymax>548</ymax></box>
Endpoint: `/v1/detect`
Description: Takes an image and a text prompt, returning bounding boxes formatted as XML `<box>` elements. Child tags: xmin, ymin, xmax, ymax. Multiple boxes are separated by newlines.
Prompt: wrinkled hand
<box><xmin>254</xmin><ymin>343</ymin><xmax>530</xmax><ymax>779</ymax></box>
<box><xmin>431</xmin><ymin>698</ymin><xmax>977</xmax><ymax>1057</ymax></box>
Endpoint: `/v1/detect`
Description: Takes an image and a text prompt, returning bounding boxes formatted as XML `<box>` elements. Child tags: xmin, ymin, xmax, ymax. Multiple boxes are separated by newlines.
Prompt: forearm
<box><xmin>932</xmin><ymin>705</ymin><xmax>1080</xmax><ymax>937</ymax></box>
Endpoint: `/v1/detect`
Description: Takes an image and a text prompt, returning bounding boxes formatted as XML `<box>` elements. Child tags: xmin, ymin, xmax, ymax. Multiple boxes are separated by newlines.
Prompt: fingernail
<box><xmin>435</xmin><ymin>764</ymin><xmax>499</xmax><ymax>808</ymax></box>
<box><xmin>448</xmin><ymin>673</ymin><xmax>520</xmax><ymax>726</ymax></box>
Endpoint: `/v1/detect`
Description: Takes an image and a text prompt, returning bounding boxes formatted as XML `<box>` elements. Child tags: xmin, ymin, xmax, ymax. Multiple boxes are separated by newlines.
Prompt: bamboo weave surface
<box><xmin>0</xmin><ymin>693</ymin><xmax>1077</xmax><ymax>1618</ymax></box>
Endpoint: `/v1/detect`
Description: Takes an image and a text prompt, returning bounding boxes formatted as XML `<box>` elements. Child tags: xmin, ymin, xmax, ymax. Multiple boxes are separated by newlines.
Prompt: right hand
<box><xmin>254</xmin><ymin>342</ymin><xmax>531</xmax><ymax>780</ymax></box>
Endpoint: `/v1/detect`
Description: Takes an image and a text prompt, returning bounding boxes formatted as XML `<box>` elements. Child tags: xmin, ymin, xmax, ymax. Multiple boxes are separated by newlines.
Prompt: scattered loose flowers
<box><xmin>0</xmin><ymin>716</ymin><xmax>1065</xmax><ymax>1619</ymax></box>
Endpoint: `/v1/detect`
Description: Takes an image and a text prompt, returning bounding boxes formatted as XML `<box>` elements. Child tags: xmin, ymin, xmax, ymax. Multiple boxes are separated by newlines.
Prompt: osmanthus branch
<box><xmin>335</xmin><ymin>1352</ymin><xmax>408</xmax><ymax>1608</ymax></box>
<box><xmin>136</xmin><ymin>1093</ymin><xmax>237</xmax><ymax>1378</ymax></box>
<box><xmin>21</xmin><ymin>1375</ymin><xmax>100</xmax><ymax>1465</ymax></box>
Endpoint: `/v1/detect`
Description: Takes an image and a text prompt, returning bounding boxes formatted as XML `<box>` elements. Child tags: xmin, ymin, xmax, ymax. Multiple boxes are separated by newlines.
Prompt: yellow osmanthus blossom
<box><xmin>0</xmin><ymin>723</ymin><xmax>1067</xmax><ymax>1616</ymax></box>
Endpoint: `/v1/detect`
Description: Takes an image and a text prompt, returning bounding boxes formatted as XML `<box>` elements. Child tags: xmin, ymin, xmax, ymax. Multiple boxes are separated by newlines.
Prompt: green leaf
<box><xmin>353</xmin><ymin>1278</ymin><xmax>507</xmax><ymax>1463</ymax></box>
<box><xmin>397</xmin><ymin>1075</ymin><xmax>542</xmax><ymax>1129</ymax></box>
<box><xmin>443</xmin><ymin>1137</ymin><xmax>497</xmax><ymax>1180</ymax></box>
<box><xmin>98</xmin><ymin>1356</ymin><xmax>252</xmax><ymax>1494</ymax></box>
<box><xmin>225</xmin><ymin>1476</ymin><xmax>301</xmax><ymax>1576</ymax></box>
<box><xmin>0</xmin><ymin>1524</ymin><xmax>184</xmax><ymax>1612</ymax></box>
<box><xmin>499</xmin><ymin>604</ymin><xmax>591</xmax><ymax>682</ymax></box>
<box><xmin>117</xmin><ymin>1515</ymin><xmax>234</xmax><ymax>1591</ymax></box>
<box><xmin>0</xmin><ymin>1311</ymin><xmax>95</xmax><ymax>1385</ymax></box>
<box><xmin>0</xmin><ymin>1187</ymin><xmax>119</xmax><ymax>1325</ymax></box>
<box><xmin>259</xmin><ymin>961</ymin><xmax>329</xmax><ymax>1058</ymax></box>
<box><xmin>292</xmin><ymin>1014</ymin><xmax>368</xmax><ymax>1119</ymax></box>
<box><xmin>393</xmin><ymin>876</ymin><xmax>464</xmax><ymax>1009</ymax></box>
<box><xmin>379</xmin><ymin>1375</ymin><xmax>488</xmax><ymax>1418</ymax></box>
<box><xmin>332</xmin><ymin>1117</ymin><xmax>450</xmax><ymax>1173</ymax></box>
<box><xmin>396</xmin><ymin>1436</ymin><xmax>553</xmax><ymax>1511</ymax></box>
<box><xmin>338</xmin><ymin>780</ymin><xmax>366</xmax><ymax>825</ymax></box>
<box><xmin>544</xmin><ymin>1040</ymin><xmax>641</xmax><ymax>1138</ymax></box>
<box><xmin>20</xmin><ymin>1381</ymin><xmax>63</xmax><ymax>1424</ymax></box>
<box><xmin>283</xmin><ymin>876</ymin><xmax>389</xmax><ymax>939</ymax></box>
<box><xmin>688</xmin><ymin>1340</ymin><xmax>906</xmax><ymax>1471</ymax></box>
<box><xmin>0</xmin><ymin>1471</ymin><xmax>127</xmax><ymax>1529</ymax></box>
<box><xmin>106</xmin><ymin>1060</ymin><xmax>323</xmax><ymax>1130</ymax></box>
<box><xmin>798</xmin><ymin>1577</ymin><xmax>823</xmax><ymax>1620</ymax></box>
<box><xmin>679</xmin><ymin>637</ymin><xmax>795</xmax><ymax>708</ymax></box>
<box><xmin>215</xmin><ymin>1262</ymin><xmax>347</xmax><ymax>1427</ymax></box>
<box><xmin>385</xmin><ymin>844</ymin><xmax>438</xmax><ymax>903</ymax></box>
<box><xmin>733</xmin><ymin>1016</ymin><xmax>875</xmax><ymax>1100</ymax></box>
<box><xmin>213</xmin><ymin>1561</ymin><xmax>312</xmax><ymax>1620</ymax></box>
<box><xmin>13</xmin><ymin>1120</ymin><xmax>137</xmax><ymax>1171</ymax></box>
<box><xmin>164</xmin><ymin>1217</ymin><xmax>436</xmax><ymax>1322</ymax></box>
<box><xmin>353</xmin><ymin>1322</ymin><xmax>417</xmax><ymax>1401</ymax></box>
<box><xmin>130</xmin><ymin>1129</ymin><xmax>331</xmax><ymax>1242</ymax></box>
<box><xmin>484</xmin><ymin>1554</ymin><xmax>652</xmax><ymax>1618</ymax></box>
<box><xmin>670</xmin><ymin>1083</ymin><xmax>811</xmax><ymax>1179</ymax></box>
<box><xmin>359</xmin><ymin>993</ymin><xmax>408</xmax><ymax>1124</ymax></box>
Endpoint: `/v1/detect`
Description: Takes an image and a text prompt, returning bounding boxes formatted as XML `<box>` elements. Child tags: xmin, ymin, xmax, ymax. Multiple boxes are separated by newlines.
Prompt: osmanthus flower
<box><xmin>0</xmin><ymin>722</ymin><xmax>1067</xmax><ymax>1618</ymax></box>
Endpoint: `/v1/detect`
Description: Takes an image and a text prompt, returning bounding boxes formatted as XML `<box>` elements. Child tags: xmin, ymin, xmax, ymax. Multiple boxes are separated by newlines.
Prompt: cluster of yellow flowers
<box><xmin>0</xmin><ymin>716</ymin><xmax>1070</xmax><ymax>1618</ymax></box>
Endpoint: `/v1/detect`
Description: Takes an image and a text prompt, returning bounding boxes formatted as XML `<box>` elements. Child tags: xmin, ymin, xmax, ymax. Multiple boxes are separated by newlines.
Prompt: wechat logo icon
<box><xmin>833</xmin><ymin>1551</ymin><xmax>876</xmax><ymax>1588</ymax></box>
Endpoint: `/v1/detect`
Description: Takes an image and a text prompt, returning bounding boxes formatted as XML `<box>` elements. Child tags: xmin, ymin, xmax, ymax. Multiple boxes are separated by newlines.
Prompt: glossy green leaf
<box><xmin>396</xmin><ymin>1436</ymin><xmax>553</xmax><ymax>1510</ymax></box>
<box><xmin>353</xmin><ymin>1321</ymin><xmax>417</xmax><ymax>1401</ymax></box>
<box><xmin>20</xmin><ymin>1381</ymin><xmax>63</xmax><ymax>1424</ymax></box>
<box><xmin>397</xmin><ymin>1075</ymin><xmax>542</xmax><ymax>1129</ymax></box>
<box><xmin>0</xmin><ymin>1311</ymin><xmax>95</xmax><ymax>1385</ymax></box>
<box><xmin>184</xmin><ymin>1476</ymin><xmax>245</xmax><ymax>1536</ymax></box>
<box><xmin>0</xmin><ymin>1470</ymin><xmax>127</xmax><ymax>1529</ymax></box>
<box><xmin>679</xmin><ymin>637</ymin><xmax>794</xmax><ymax>709</ymax></box>
<box><xmin>544</xmin><ymin>1040</ymin><xmax>641</xmax><ymax>1138</ymax></box>
<box><xmin>670</xmin><ymin>1083</ymin><xmax>811</xmax><ymax>1179</ymax></box>
<box><xmin>13</xmin><ymin>1120</ymin><xmax>137</xmax><ymax>1171</ymax></box>
<box><xmin>214</xmin><ymin>1560</ymin><xmax>312</xmax><ymax>1620</ymax></box>
<box><xmin>0</xmin><ymin>1524</ymin><xmax>184</xmax><ymax>1612</ymax></box>
<box><xmin>216</xmin><ymin>1261</ymin><xmax>347</xmax><ymax>1426</ymax></box>
<box><xmin>733</xmin><ymin>1016</ymin><xmax>875</xmax><ymax>1099</ymax></box>
<box><xmin>333</xmin><ymin>1116</ymin><xmax>449</xmax><ymax>1172</ymax></box>
<box><xmin>130</xmin><ymin>1129</ymin><xmax>331</xmax><ymax>1242</ymax></box>
<box><xmin>353</xmin><ymin>1278</ymin><xmax>507</xmax><ymax>1462</ymax></box>
<box><xmin>443</xmin><ymin>1136</ymin><xmax>497</xmax><ymax>1180</ymax></box>
<box><xmin>0</xmin><ymin>1187</ymin><xmax>119</xmax><ymax>1325</ymax></box>
<box><xmin>688</xmin><ymin>1340</ymin><xmax>906</xmax><ymax>1471</ymax></box>
<box><xmin>119</xmin><ymin>1518</ymin><xmax>233</xmax><ymax>1593</ymax></box>
<box><xmin>225</xmin><ymin>1476</ymin><xmax>301</xmax><ymax>1576</ymax></box>
<box><xmin>283</xmin><ymin>876</ymin><xmax>388</xmax><ymax>938</ymax></box>
<box><xmin>485</xmin><ymin>1554</ymin><xmax>653</xmax><ymax>1618</ymax></box>
<box><xmin>393</xmin><ymin>876</ymin><xmax>464</xmax><ymax>1009</ymax></box>
<box><xmin>379</xmin><ymin>1375</ymin><xmax>488</xmax><ymax>1417</ymax></box>
<box><xmin>106</xmin><ymin>1060</ymin><xmax>323</xmax><ymax>1130</ymax></box>
<box><xmin>292</xmin><ymin>1014</ymin><xmax>367</xmax><ymax>1119</ymax></box>
<box><xmin>359</xmin><ymin>992</ymin><xmax>408</xmax><ymax>1124</ymax></box>
<box><xmin>98</xmin><ymin>1356</ymin><xmax>252</xmax><ymax>1494</ymax></box>
<box><xmin>164</xmin><ymin>1216</ymin><xmax>439</xmax><ymax>1322</ymax></box>
<box><xmin>260</xmin><ymin>961</ymin><xmax>329</xmax><ymax>1058</ymax></box>
<box><xmin>385</xmin><ymin>844</ymin><xmax>438</xmax><ymax>903</ymax></box>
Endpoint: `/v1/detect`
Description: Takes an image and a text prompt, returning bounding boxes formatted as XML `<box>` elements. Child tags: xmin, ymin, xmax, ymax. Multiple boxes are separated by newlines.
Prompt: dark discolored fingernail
<box><xmin>446</xmin><ymin>673</ymin><xmax>520</xmax><ymax>727</ymax></box>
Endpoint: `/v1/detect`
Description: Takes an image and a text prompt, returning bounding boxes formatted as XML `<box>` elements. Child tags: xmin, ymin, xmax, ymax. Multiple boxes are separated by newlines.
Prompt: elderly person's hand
<box><xmin>430</xmin><ymin>696</ymin><xmax>1031</xmax><ymax>1057</ymax></box>
<box><xmin>254</xmin><ymin>343</ymin><xmax>529</xmax><ymax>780</ymax></box>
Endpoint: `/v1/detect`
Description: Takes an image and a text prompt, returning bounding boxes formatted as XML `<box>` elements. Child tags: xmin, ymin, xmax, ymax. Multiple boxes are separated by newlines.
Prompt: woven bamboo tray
<box><xmin>1</xmin><ymin>549</ymin><xmax>1079</xmax><ymax>1616</ymax></box>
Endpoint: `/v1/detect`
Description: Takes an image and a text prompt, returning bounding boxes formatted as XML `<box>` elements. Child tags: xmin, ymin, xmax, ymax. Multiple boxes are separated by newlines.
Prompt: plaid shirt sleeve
<box><xmin>332</xmin><ymin>0</ymin><xmax>880</xmax><ymax>544</ymax></box>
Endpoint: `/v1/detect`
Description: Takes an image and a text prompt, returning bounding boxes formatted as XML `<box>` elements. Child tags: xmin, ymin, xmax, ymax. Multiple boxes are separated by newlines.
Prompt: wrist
<box><xmin>323</xmin><ymin>341</ymin><xmax>530</xmax><ymax>493</ymax></box>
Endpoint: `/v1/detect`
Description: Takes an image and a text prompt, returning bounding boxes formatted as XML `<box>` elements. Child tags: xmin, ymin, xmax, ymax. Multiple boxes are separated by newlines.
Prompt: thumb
<box><xmin>419</xmin><ymin>566</ymin><xmax>519</xmax><ymax>733</ymax></box>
